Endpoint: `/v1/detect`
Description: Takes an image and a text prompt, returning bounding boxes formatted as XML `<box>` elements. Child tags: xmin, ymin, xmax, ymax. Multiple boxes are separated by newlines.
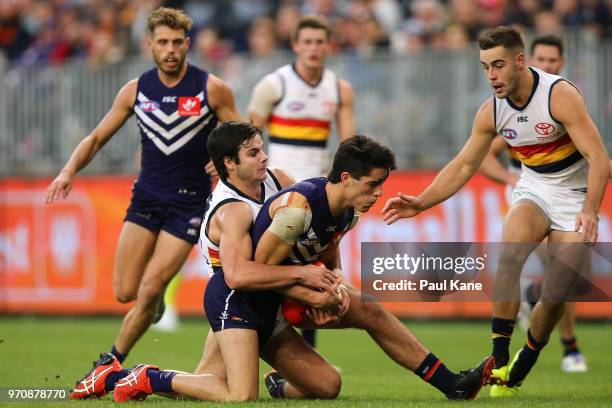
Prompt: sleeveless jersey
<box><xmin>134</xmin><ymin>64</ymin><xmax>218</xmax><ymax>199</ymax></box>
<box><xmin>494</xmin><ymin>67</ymin><xmax>584</xmax><ymax>178</ymax></box>
<box><xmin>199</xmin><ymin>169</ymin><xmax>282</xmax><ymax>276</ymax></box>
<box><xmin>267</xmin><ymin>63</ymin><xmax>340</xmax><ymax>148</ymax></box>
<box><xmin>252</xmin><ymin>177</ymin><xmax>358</xmax><ymax>266</ymax></box>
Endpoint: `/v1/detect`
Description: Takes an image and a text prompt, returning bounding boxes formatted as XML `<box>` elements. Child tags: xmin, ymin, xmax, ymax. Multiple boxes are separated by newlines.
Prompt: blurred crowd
<box><xmin>1</xmin><ymin>0</ymin><xmax>611</xmax><ymax>67</ymax></box>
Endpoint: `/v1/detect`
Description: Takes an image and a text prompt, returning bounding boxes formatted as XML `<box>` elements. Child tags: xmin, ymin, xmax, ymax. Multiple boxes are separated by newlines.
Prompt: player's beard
<box><xmin>154</xmin><ymin>52</ymin><xmax>186</xmax><ymax>76</ymax></box>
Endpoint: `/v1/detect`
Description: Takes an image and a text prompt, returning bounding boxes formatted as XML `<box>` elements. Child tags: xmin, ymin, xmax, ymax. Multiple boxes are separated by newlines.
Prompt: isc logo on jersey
<box><xmin>178</xmin><ymin>96</ymin><xmax>201</xmax><ymax>116</ymax></box>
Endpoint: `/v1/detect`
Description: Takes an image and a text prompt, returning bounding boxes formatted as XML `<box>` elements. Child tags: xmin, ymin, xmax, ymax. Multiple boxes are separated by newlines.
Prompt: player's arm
<box><xmin>247</xmin><ymin>74</ymin><xmax>282</xmax><ymax>129</ymax></box>
<box><xmin>217</xmin><ymin>202</ymin><xmax>337</xmax><ymax>292</ymax></box>
<box><xmin>207</xmin><ymin>74</ymin><xmax>240</xmax><ymax>122</ymax></box>
<box><xmin>204</xmin><ymin>74</ymin><xmax>240</xmax><ymax>178</ymax></box>
<box><xmin>382</xmin><ymin>99</ymin><xmax>497</xmax><ymax>224</ymax></box>
<box><xmin>336</xmin><ymin>78</ymin><xmax>356</xmax><ymax>141</ymax></box>
<box><xmin>551</xmin><ymin>81</ymin><xmax>610</xmax><ymax>243</ymax></box>
<box><xmin>270</xmin><ymin>167</ymin><xmax>296</xmax><ymax>188</ymax></box>
<box><xmin>479</xmin><ymin>135</ymin><xmax>518</xmax><ymax>185</ymax></box>
<box><xmin>316</xmin><ymin>246</ymin><xmax>350</xmax><ymax>316</ymax></box>
<box><xmin>317</xmin><ymin>213</ymin><xmax>360</xmax><ymax>315</ymax></box>
<box><xmin>255</xmin><ymin>191</ymin><xmax>311</xmax><ymax>265</ymax></box>
<box><xmin>254</xmin><ymin>191</ymin><xmax>342</xmax><ymax>308</ymax></box>
<box><xmin>45</xmin><ymin>79</ymin><xmax>136</xmax><ymax>204</ymax></box>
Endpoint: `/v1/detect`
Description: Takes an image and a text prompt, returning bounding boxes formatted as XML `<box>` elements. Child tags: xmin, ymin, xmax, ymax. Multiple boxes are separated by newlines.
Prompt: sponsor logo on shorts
<box><xmin>138</xmin><ymin>101</ymin><xmax>159</xmax><ymax>111</ymax></box>
<box><xmin>502</xmin><ymin>128</ymin><xmax>518</xmax><ymax>140</ymax></box>
<box><xmin>513</xmin><ymin>190</ymin><xmax>538</xmax><ymax>199</ymax></box>
<box><xmin>187</xmin><ymin>228</ymin><xmax>198</xmax><ymax>236</ymax></box>
<box><xmin>220</xmin><ymin>311</ymin><xmax>247</xmax><ymax>323</ymax></box>
<box><xmin>535</xmin><ymin>122</ymin><xmax>555</xmax><ymax>136</ymax></box>
<box><xmin>135</xmin><ymin>212</ymin><xmax>152</xmax><ymax>220</ymax></box>
<box><xmin>571</xmin><ymin>187</ymin><xmax>587</xmax><ymax>193</ymax></box>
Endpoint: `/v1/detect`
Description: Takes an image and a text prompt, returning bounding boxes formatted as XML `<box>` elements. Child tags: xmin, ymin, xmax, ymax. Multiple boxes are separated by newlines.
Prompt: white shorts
<box><xmin>510</xmin><ymin>160</ymin><xmax>588</xmax><ymax>231</ymax></box>
<box><xmin>504</xmin><ymin>165</ymin><xmax>523</xmax><ymax>206</ymax></box>
<box><xmin>268</xmin><ymin>143</ymin><xmax>330</xmax><ymax>182</ymax></box>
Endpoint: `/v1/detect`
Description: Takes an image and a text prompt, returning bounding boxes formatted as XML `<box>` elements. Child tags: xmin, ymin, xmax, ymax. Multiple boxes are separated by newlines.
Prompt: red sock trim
<box><xmin>423</xmin><ymin>360</ymin><xmax>442</xmax><ymax>382</ymax></box>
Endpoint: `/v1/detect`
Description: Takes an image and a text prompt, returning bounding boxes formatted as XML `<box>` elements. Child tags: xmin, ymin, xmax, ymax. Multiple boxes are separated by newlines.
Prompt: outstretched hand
<box><xmin>381</xmin><ymin>193</ymin><xmax>423</xmax><ymax>224</ymax></box>
<box><xmin>45</xmin><ymin>170</ymin><xmax>73</xmax><ymax>204</ymax></box>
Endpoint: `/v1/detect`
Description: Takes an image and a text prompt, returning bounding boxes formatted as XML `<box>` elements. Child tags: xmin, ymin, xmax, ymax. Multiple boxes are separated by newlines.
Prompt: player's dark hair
<box><xmin>328</xmin><ymin>135</ymin><xmax>396</xmax><ymax>183</ymax></box>
<box><xmin>478</xmin><ymin>26</ymin><xmax>524</xmax><ymax>52</ymax></box>
<box><xmin>293</xmin><ymin>15</ymin><xmax>331</xmax><ymax>41</ymax></box>
<box><xmin>530</xmin><ymin>34</ymin><xmax>564</xmax><ymax>57</ymax></box>
<box><xmin>148</xmin><ymin>7</ymin><xmax>193</xmax><ymax>36</ymax></box>
<box><xmin>207</xmin><ymin>121</ymin><xmax>262</xmax><ymax>181</ymax></box>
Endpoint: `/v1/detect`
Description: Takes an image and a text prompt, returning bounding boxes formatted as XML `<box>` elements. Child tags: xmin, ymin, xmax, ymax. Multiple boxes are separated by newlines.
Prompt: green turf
<box><xmin>0</xmin><ymin>316</ymin><xmax>610</xmax><ymax>407</ymax></box>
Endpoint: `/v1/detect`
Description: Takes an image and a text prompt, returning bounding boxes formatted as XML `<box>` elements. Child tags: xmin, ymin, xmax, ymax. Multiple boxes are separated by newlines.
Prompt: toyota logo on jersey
<box><xmin>534</xmin><ymin>122</ymin><xmax>555</xmax><ymax>136</ymax></box>
<box><xmin>178</xmin><ymin>96</ymin><xmax>201</xmax><ymax>116</ymax></box>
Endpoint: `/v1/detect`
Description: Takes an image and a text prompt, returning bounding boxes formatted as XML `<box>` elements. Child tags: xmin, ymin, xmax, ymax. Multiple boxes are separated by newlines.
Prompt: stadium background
<box><xmin>1</xmin><ymin>1</ymin><xmax>612</xmax><ymax>317</ymax></box>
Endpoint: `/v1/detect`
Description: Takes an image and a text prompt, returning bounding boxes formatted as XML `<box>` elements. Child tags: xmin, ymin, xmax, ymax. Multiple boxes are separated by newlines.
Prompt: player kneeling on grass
<box><xmin>107</xmin><ymin>121</ymin><xmax>344</xmax><ymax>402</ymax></box>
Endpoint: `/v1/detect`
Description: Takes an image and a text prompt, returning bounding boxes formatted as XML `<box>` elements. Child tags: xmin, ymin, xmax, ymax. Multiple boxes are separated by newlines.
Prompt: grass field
<box><xmin>1</xmin><ymin>316</ymin><xmax>611</xmax><ymax>407</ymax></box>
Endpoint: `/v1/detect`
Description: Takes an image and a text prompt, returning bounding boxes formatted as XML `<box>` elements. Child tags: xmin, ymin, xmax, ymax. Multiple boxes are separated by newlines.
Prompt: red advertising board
<box><xmin>1</xmin><ymin>173</ymin><xmax>611</xmax><ymax>318</ymax></box>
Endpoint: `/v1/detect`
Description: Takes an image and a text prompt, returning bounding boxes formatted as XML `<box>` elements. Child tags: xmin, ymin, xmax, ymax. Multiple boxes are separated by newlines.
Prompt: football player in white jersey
<box><xmin>111</xmin><ymin>121</ymin><xmax>346</xmax><ymax>402</ymax></box>
<box><xmin>248</xmin><ymin>14</ymin><xmax>356</xmax><ymax>347</ymax></box>
<box><xmin>248</xmin><ymin>15</ymin><xmax>355</xmax><ymax>183</ymax></box>
<box><xmin>479</xmin><ymin>34</ymin><xmax>588</xmax><ymax>373</ymax></box>
<box><xmin>382</xmin><ymin>26</ymin><xmax>609</xmax><ymax>397</ymax></box>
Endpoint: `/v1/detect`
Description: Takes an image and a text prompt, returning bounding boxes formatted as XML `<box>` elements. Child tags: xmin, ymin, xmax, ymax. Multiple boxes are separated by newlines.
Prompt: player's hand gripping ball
<box><xmin>281</xmin><ymin>261</ymin><xmax>326</xmax><ymax>325</ymax></box>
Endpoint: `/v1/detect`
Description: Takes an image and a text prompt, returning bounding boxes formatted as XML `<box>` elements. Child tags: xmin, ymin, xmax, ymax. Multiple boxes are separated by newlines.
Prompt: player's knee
<box><xmin>114</xmin><ymin>287</ymin><xmax>137</xmax><ymax>303</ymax></box>
<box><xmin>137</xmin><ymin>279</ymin><xmax>165</xmax><ymax>306</ymax></box>
<box><xmin>315</xmin><ymin>369</ymin><xmax>341</xmax><ymax>399</ymax></box>
<box><xmin>226</xmin><ymin>389</ymin><xmax>258</xmax><ymax>402</ymax></box>
<box><xmin>344</xmin><ymin>299</ymin><xmax>384</xmax><ymax>330</ymax></box>
<box><xmin>361</xmin><ymin>301</ymin><xmax>387</xmax><ymax>325</ymax></box>
<box><xmin>499</xmin><ymin>246</ymin><xmax>531</xmax><ymax>272</ymax></box>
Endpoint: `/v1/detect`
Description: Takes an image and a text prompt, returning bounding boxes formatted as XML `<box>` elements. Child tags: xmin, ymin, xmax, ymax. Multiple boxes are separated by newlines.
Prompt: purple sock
<box><xmin>110</xmin><ymin>345</ymin><xmax>126</xmax><ymax>363</ymax></box>
<box><xmin>271</xmin><ymin>382</ymin><xmax>286</xmax><ymax>398</ymax></box>
<box><xmin>104</xmin><ymin>369</ymin><xmax>130</xmax><ymax>392</ymax></box>
<box><xmin>147</xmin><ymin>369</ymin><xmax>176</xmax><ymax>393</ymax></box>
